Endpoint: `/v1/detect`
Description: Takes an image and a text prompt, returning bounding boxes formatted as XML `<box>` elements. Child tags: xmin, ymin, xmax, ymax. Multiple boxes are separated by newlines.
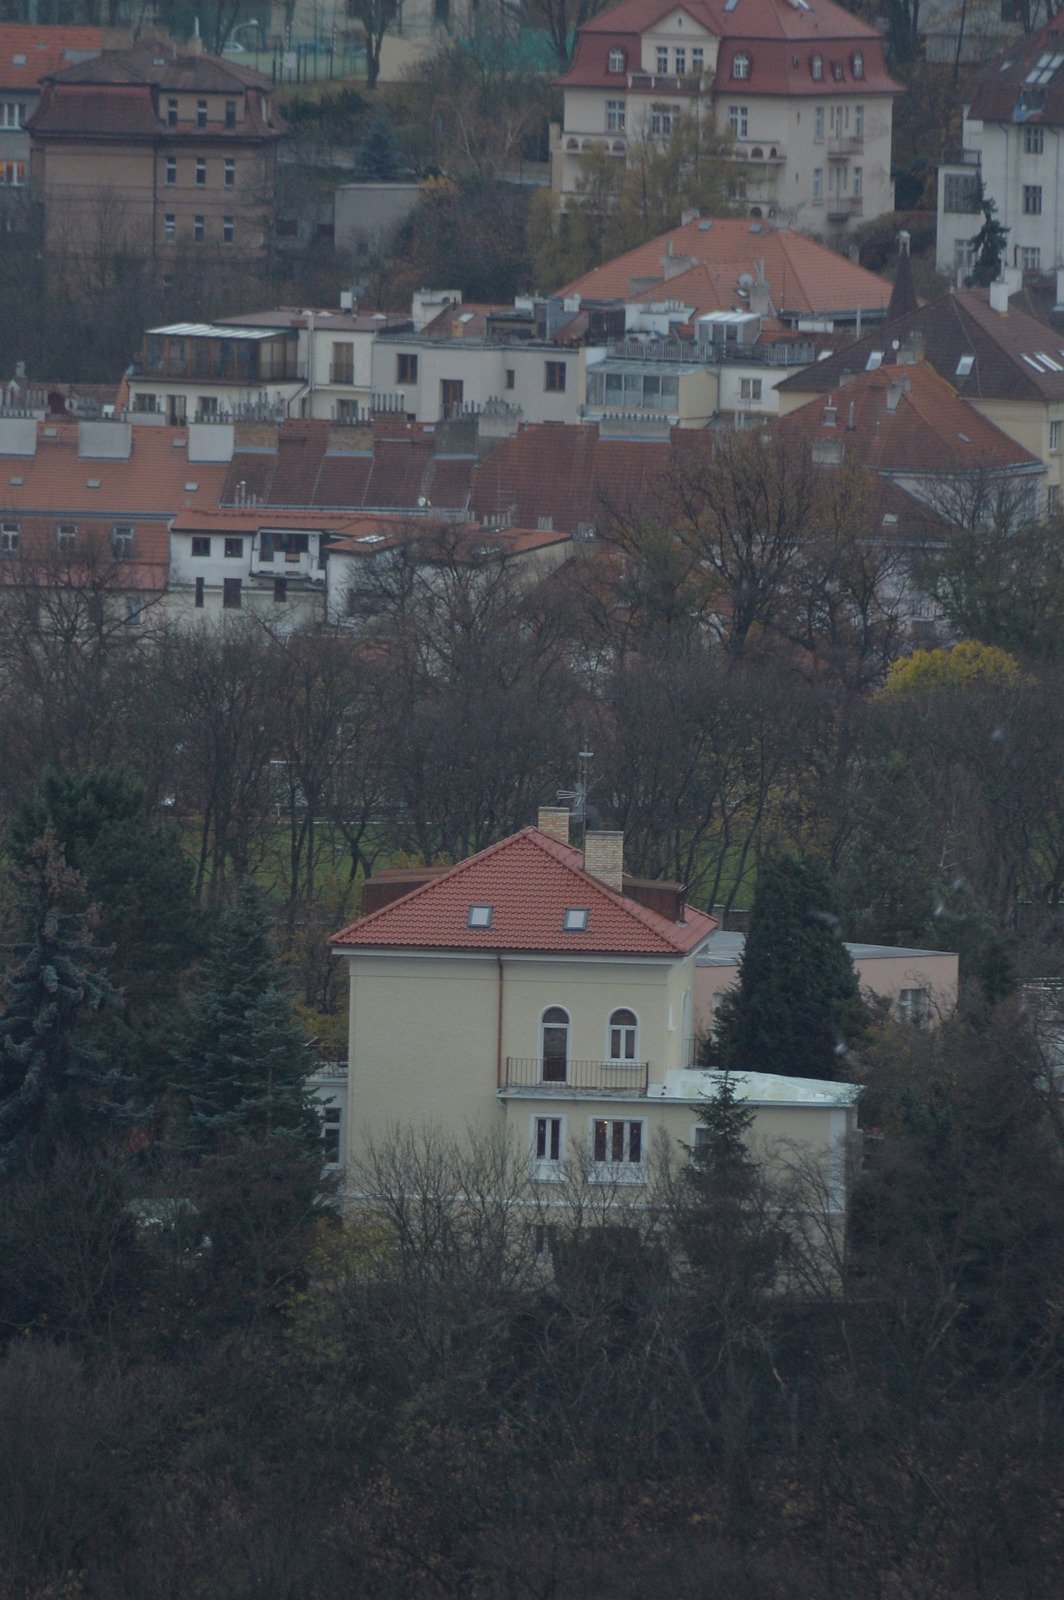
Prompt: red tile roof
<box><xmin>560</xmin><ymin>0</ymin><xmax>899</xmax><ymax>97</ymax></box>
<box><xmin>471</xmin><ymin>422</ymin><xmax>675</xmax><ymax>534</ymax></box>
<box><xmin>965</xmin><ymin>15</ymin><xmax>1064</xmax><ymax>124</ymax></box>
<box><xmin>0</xmin><ymin>23</ymin><xmax>103</xmax><ymax>91</ymax></box>
<box><xmin>562</xmin><ymin>218</ymin><xmax>892</xmax><ymax>318</ymax></box>
<box><xmin>331</xmin><ymin>826</ymin><xmax>717</xmax><ymax>956</ymax></box>
<box><xmin>221</xmin><ymin>420</ymin><xmax>477</xmax><ymax>512</ymax></box>
<box><xmin>44</xmin><ymin>41</ymin><xmax>269</xmax><ymax>91</ymax></box>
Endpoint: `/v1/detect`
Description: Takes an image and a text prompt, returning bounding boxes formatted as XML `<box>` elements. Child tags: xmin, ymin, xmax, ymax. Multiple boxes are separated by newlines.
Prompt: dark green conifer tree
<box><xmin>0</xmin><ymin>832</ymin><xmax>125</xmax><ymax>1176</ymax></box>
<box><xmin>835</xmin><ymin>751</ymin><xmax>936</xmax><ymax>947</ymax></box>
<box><xmin>716</xmin><ymin>854</ymin><xmax>867</xmax><ymax>1081</ymax></box>
<box><xmin>173</xmin><ymin>882</ymin><xmax>320</xmax><ymax>1154</ymax></box>
<box><xmin>355</xmin><ymin>111</ymin><xmax>400</xmax><ymax>180</ymax></box>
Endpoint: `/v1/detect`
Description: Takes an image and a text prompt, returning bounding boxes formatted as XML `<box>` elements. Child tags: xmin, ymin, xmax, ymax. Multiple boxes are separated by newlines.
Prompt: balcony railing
<box><xmin>827</xmin><ymin>195</ymin><xmax>863</xmax><ymax>221</ymax></box>
<box><xmin>827</xmin><ymin>134</ymin><xmax>863</xmax><ymax>159</ymax></box>
<box><xmin>501</xmin><ymin>1057</ymin><xmax>649</xmax><ymax>1095</ymax></box>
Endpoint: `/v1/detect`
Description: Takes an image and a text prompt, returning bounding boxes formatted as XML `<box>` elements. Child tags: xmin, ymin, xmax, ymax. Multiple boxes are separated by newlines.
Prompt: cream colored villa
<box><xmin>330</xmin><ymin>811</ymin><xmax>857</xmax><ymax>1197</ymax></box>
<box><xmin>553</xmin><ymin>0</ymin><xmax>901</xmax><ymax>237</ymax></box>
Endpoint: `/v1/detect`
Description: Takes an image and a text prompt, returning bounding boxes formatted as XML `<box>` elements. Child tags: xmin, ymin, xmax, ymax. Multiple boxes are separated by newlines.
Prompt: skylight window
<box><xmin>956</xmin><ymin>353</ymin><xmax>975</xmax><ymax>377</ymax></box>
<box><xmin>1024</xmin><ymin>354</ymin><xmax>1047</xmax><ymax>372</ymax></box>
<box><xmin>467</xmin><ymin>905</ymin><xmax>493</xmax><ymax>928</ymax></box>
<box><xmin>866</xmin><ymin>351</ymin><xmax>884</xmax><ymax>371</ymax></box>
<box><xmin>563</xmin><ymin>908</ymin><xmax>589</xmax><ymax>931</ymax></box>
<box><xmin>1037</xmin><ymin>351</ymin><xmax>1064</xmax><ymax>371</ymax></box>
<box><xmin>1027</xmin><ymin>51</ymin><xmax>1064</xmax><ymax>86</ymax></box>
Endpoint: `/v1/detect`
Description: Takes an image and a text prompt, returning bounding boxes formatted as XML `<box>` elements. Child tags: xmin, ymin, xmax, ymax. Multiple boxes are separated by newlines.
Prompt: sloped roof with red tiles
<box><xmin>43</xmin><ymin>41</ymin><xmax>268</xmax><ymax>91</ymax></box>
<box><xmin>221</xmin><ymin>420</ymin><xmax>477</xmax><ymax>512</ymax></box>
<box><xmin>29</xmin><ymin>82</ymin><xmax>161</xmax><ymax>136</ymax></box>
<box><xmin>560</xmin><ymin>0</ymin><xmax>899</xmax><ymax>97</ymax></box>
<box><xmin>964</xmin><ymin>13</ymin><xmax>1064</xmax><ymax>124</ymax></box>
<box><xmin>331</xmin><ymin>826</ymin><xmax>717</xmax><ymax>956</ymax></box>
<box><xmin>470</xmin><ymin>422</ymin><xmax>677</xmax><ymax>534</ymax></box>
<box><xmin>774</xmin><ymin>360</ymin><xmax>1042</xmax><ymax>476</ymax></box>
<box><xmin>563</xmin><ymin>218</ymin><xmax>892</xmax><ymax>318</ymax></box>
<box><xmin>0</xmin><ymin>23</ymin><xmax>102</xmax><ymax>90</ymax></box>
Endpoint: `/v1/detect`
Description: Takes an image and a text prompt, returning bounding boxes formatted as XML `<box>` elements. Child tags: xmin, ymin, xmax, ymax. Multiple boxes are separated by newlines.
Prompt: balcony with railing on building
<box><xmin>132</xmin><ymin>323</ymin><xmax>302</xmax><ymax>383</ymax></box>
<box><xmin>249</xmin><ymin>528</ymin><xmax>324</xmax><ymax>583</ymax></box>
<box><xmin>501</xmin><ymin>1056</ymin><xmax>650</xmax><ymax>1096</ymax></box>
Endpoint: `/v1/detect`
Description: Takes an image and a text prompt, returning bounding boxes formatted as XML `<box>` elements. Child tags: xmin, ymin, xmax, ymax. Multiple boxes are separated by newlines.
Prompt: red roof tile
<box><xmin>331</xmin><ymin>826</ymin><xmax>717</xmax><ymax>956</ymax></box>
<box><xmin>471</xmin><ymin>422</ymin><xmax>674</xmax><ymax>534</ymax></box>
<box><xmin>0</xmin><ymin>23</ymin><xmax>102</xmax><ymax>91</ymax></box>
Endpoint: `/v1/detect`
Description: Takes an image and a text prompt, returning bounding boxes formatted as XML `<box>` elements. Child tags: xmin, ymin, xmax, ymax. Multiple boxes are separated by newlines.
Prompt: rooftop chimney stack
<box><xmin>537</xmin><ymin>807</ymin><xmax>571</xmax><ymax>846</ymax></box>
<box><xmin>584</xmin><ymin>830</ymin><xmax>624</xmax><ymax>893</ymax></box>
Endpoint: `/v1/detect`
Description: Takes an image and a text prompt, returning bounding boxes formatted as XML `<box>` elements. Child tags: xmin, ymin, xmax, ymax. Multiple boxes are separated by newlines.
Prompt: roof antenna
<box><xmin>557</xmin><ymin>748</ymin><xmax>595</xmax><ymax>840</ymax></box>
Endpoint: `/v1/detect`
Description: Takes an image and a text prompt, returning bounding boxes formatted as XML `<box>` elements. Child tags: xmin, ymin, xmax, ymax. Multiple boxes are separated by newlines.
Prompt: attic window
<box><xmin>852</xmin><ymin>51</ymin><xmax>864</xmax><ymax>78</ymax></box>
<box><xmin>12</xmin><ymin>54</ymin><xmax>26</xmax><ymax>66</ymax></box>
<box><xmin>86</xmin><ymin>477</ymin><xmax>101</xmax><ymax>488</ymax></box>
<box><xmin>9</xmin><ymin>475</ymin><xmax>22</xmax><ymax>486</ymax></box>
<box><xmin>832</xmin><ymin>61</ymin><xmax>844</xmax><ymax>80</ymax></box>
<box><xmin>467</xmin><ymin>905</ymin><xmax>493</xmax><ymax>928</ymax></box>
<box><xmin>184</xmin><ymin>481</ymin><xmax>199</xmax><ymax>491</ymax></box>
<box><xmin>811</xmin><ymin>52</ymin><xmax>823</xmax><ymax>79</ymax></box>
<box><xmin>563</xmin><ymin>908</ymin><xmax>589</xmax><ymax>932</ymax></box>
<box><xmin>866</xmin><ymin>351</ymin><xmax>884</xmax><ymax>371</ymax></box>
<box><xmin>608</xmin><ymin>47</ymin><xmax>625</xmax><ymax>72</ymax></box>
<box><xmin>733</xmin><ymin>52</ymin><xmax>750</xmax><ymax>79</ymax></box>
<box><xmin>956</xmin><ymin>353</ymin><xmax>975</xmax><ymax>377</ymax></box>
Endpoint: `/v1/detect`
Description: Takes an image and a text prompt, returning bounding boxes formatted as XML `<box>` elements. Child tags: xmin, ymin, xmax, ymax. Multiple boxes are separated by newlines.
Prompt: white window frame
<box><xmin>608</xmin><ymin>47</ymin><xmax>625</xmax><ymax>72</ymax></box>
<box><xmin>531</xmin><ymin>1114</ymin><xmax>565</xmax><ymax>1181</ymax></box>
<box><xmin>1023</xmin><ymin>183</ymin><xmax>1043</xmax><ymax>215</ymax></box>
<box><xmin>606</xmin><ymin>1007</ymin><xmax>639</xmax><ymax>1064</ymax></box>
<box><xmin>656</xmin><ymin>45</ymin><xmax>668</xmax><ymax>73</ymax></box>
<box><xmin>732</xmin><ymin>52</ymin><xmax>750</xmax><ymax>80</ymax></box>
<box><xmin>111</xmin><ymin>524</ymin><xmax>134</xmax><ymax>560</ymax></box>
<box><xmin>813</xmin><ymin>167</ymin><xmax>823</xmax><ymax>202</ymax></box>
<box><xmin>588</xmin><ymin>1117</ymin><xmax>646</xmax><ymax>1183</ymax></box>
<box><xmin>1050</xmin><ymin>419</ymin><xmax>1061</xmax><ymax>451</ymax></box>
<box><xmin>811</xmin><ymin>52</ymin><xmax>823</xmax><ymax>80</ymax></box>
<box><xmin>814</xmin><ymin>104</ymin><xmax>824</xmax><ymax>141</ymax></box>
<box><xmin>651</xmin><ymin>103</ymin><xmax>679</xmax><ymax>137</ymax></box>
<box><xmin>674</xmin><ymin>46</ymin><xmax>686</xmax><ymax>74</ymax></box>
<box><xmin>899</xmin><ymin>987</ymin><xmax>931</xmax><ymax>1025</ymax></box>
<box><xmin>224</xmin><ymin>157</ymin><xmax>235</xmax><ymax>187</ymax></box>
<box><xmin>1024</xmin><ymin>124</ymin><xmax>1045</xmax><ymax>154</ymax></box>
<box><xmin>541</xmin><ymin>1005</ymin><xmax>570</xmax><ymax>1081</ymax></box>
<box><xmin>0</xmin><ymin>522</ymin><xmax>19</xmax><ymax>554</ymax></box>
<box><xmin>852</xmin><ymin>50</ymin><xmax>864</xmax><ymax>78</ymax></box>
<box><xmin>606</xmin><ymin>98</ymin><xmax>626</xmax><ymax>133</ymax></box>
<box><xmin>854</xmin><ymin>104</ymin><xmax>864</xmax><ymax>137</ymax></box>
<box><xmin>728</xmin><ymin>104</ymin><xmax>748</xmax><ymax>139</ymax></box>
<box><xmin>56</xmin><ymin>523</ymin><xmax>77</xmax><ymax>555</ymax></box>
<box><xmin>692</xmin><ymin>46</ymin><xmax>704</xmax><ymax>73</ymax></box>
<box><xmin>852</xmin><ymin>165</ymin><xmax>863</xmax><ymax>199</ymax></box>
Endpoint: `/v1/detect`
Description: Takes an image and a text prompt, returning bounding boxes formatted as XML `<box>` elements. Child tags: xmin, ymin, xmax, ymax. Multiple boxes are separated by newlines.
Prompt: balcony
<box><xmin>827</xmin><ymin>134</ymin><xmax>863</xmax><ymax>159</ymax></box>
<box><xmin>827</xmin><ymin>195</ymin><xmax>863</xmax><ymax>222</ymax></box>
<box><xmin>501</xmin><ymin>1057</ymin><xmax>649</xmax><ymax>1096</ymax></box>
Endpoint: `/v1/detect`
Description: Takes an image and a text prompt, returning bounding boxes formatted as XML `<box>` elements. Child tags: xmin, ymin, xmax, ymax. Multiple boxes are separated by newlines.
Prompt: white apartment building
<box><xmin>936</xmin><ymin>17</ymin><xmax>1064</xmax><ymax>279</ymax></box>
<box><xmin>553</xmin><ymin>0</ymin><xmax>900</xmax><ymax>237</ymax></box>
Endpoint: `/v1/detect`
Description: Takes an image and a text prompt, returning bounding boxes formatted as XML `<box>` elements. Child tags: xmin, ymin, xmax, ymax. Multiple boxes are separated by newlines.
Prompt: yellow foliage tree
<box><xmin>881</xmin><ymin>639</ymin><xmax>1021</xmax><ymax>697</ymax></box>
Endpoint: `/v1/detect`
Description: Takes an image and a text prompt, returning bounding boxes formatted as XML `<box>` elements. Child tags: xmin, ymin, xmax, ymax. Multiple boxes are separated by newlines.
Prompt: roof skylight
<box><xmin>1027</xmin><ymin>51</ymin><xmax>1064</xmax><ymax>85</ymax></box>
<box><xmin>956</xmin><ymin>354</ymin><xmax>975</xmax><ymax>377</ymax></box>
<box><xmin>467</xmin><ymin>905</ymin><xmax>493</xmax><ymax>928</ymax></box>
<box><xmin>563</xmin><ymin>908</ymin><xmax>589</xmax><ymax>932</ymax></box>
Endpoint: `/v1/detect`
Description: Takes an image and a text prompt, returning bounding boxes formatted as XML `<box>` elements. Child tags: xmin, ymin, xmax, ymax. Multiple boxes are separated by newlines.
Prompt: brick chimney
<box><xmin>584</xmin><ymin>830</ymin><xmax>624</xmax><ymax>892</ymax></box>
<box><xmin>537</xmin><ymin>807</ymin><xmax>571</xmax><ymax>845</ymax></box>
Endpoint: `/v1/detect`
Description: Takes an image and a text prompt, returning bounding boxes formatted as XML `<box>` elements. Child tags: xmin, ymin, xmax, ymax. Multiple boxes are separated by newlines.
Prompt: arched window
<box><xmin>852</xmin><ymin>50</ymin><xmax>864</xmax><ymax>78</ymax></box>
<box><xmin>811</xmin><ymin>52</ymin><xmax>823</xmax><ymax>80</ymax></box>
<box><xmin>608</xmin><ymin>1008</ymin><xmax>638</xmax><ymax>1063</ymax></box>
<box><xmin>541</xmin><ymin>1006</ymin><xmax>570</xmax><ymax>1082</ymax></box>
<box><xmin>733</xmin><ymin>51</ymin><xmax>750</xmax><ymax>79</ymax></box>
<box><xmin>608</xmin><ymin>47</ymin><xmax>625</xmax><ymax>73</ymax></box>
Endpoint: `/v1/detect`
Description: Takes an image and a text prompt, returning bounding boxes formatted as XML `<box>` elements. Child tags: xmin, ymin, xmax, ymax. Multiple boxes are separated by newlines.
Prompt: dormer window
<box><xmin>852</xmin><ymin>51</ymin><xmax>864</xmax><ymax>78</ymax></box>
<box><xmin>563</xmin><ymin>908</ymin><xmax>589</xmax><ymax>932</ymax></box>
<box><xmin>811</xmin><ymin>53</ymin><xmax>823</xmax><ymax>80</ymax></box>
<box><xmin>733</xmin><ymin>52</ymin><xmax>750</xmax><ymax>80</ymax></box>
<box><xmin>832</xmin><ymin>61</ymin><xmax>844</xmax><ymax>80</ymax></box>
<box><xmin>608</xmin><ymin>47</ymin><xmax>625</xmax><ymax>72</ymax></box>
<box><xmin>467</xmin><ymin>905</ymin><xmax>493</xmax><ymax>928</ymax></box>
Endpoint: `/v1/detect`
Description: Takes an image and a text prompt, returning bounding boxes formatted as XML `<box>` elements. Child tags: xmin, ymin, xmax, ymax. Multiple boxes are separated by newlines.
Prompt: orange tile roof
<box><xmin>562</xmin><ymin>217</ymin><xmax>892</xmax><ymax>319</ymax></box>
<box><xmin>0</xmin><ymin>23</ymin><xmax>103</xmax><ymax>91</ymax></box>
<box><xmin>331</xmin><ymin>826</ymin><xmax>717</xmax><ymax>956</ymax></box>
<box><xmin>0</xmin><ymin>421</ymin><xmax>231</xmax><ymax>522</ymax></box>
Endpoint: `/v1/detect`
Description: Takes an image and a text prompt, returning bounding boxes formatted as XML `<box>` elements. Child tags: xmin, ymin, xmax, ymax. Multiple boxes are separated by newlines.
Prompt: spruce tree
<box><xmin>173</xmin><ymin>882</ymin><xmax>319</xmax><ymax>1155</ymax></box>
<box><xmin>716</xmin><ymin>854</ymin><xmax>867</xmax><ymax>1081</ymax></box>
<box><xmin>0</xmin><ymin>832</ymin><xmax>125</xmax><ymax>1176</ymax></box>
<box><xmin>355</xmin><ymin>111</ymin><xmax>400</xmax><ymax>180</ymax></box>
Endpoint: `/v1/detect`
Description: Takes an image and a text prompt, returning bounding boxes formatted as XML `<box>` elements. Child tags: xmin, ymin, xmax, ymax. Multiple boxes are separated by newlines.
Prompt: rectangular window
<box><xmin>899</xmin><ymin>987</ymin><xmax>930</xmax><ymax>1025</ymax></box>
<box><xmin>321</xmin><ymin>1104</ymin><xmax>342</xmax><ymax>1165</ymax></box>
<box><xmin>1025</xmin><ymin>123</ymin><xmax>1044</xmax><ymax>153</ymax></box>
<box><xmin>590</xmin><ymin>1118</ymin><xmax>644</xmax><ymax>1179</ymax></box>
<box><xmin>194</xmin><ymin>576</ymin><xmax>205</xmax><ymax>608</ymax></box>
<box><xmin>814</xmin><ymin>104</ymin><xmax>824</xmax><ymax>140</ymax></box>
<box><xmin>1022</xmin><ymin>245</ymin><xmax>1042</xmax><ymax>270</ymax></box>
<box><xmin>728</xmin><ymin>104</ymin><xmax>748</xmax><ymax>139</ymax></box>
<box><xmin>273</xmin><ymin>576</ymin><xmax>288</xmax><ymax>603</ymax></box>
<box><xmin>223</xmin><ymin>577</ymin><xmax>242</xmax><ymax>609</ymax></box>
<box><xmin>332</xmin><ymin>341</ymin><xmax>354</xmax><ymax>383</ymax></box>
<box><xmin>111</xmin><ymin>524</ymin><xmax>134</xmax><ymax>560</ymax></box>
<box><xmin>164</xmin><ymin>213</ymin><xmax>175</xmax><ymax>242</ymax></box>
<box><xmin>1023</xmin><ymin>183</ymin><xmax>1043</xmax><ymax>214</ymax></box>
<box><xmin>606</xmin><ymin>98</ymin><xmax>626</xmax><ymax>133</ymax></box>
<box><xmin>56</xmin><ymin>524</ymin><xmax>77</xmax><ymax>554</ymax></box>
<box><xmin>191</xmin><ymin>535</ymin><xmax>211</xmax><ymax>557</ymax></box>
<box><xmin>533</xmin><ymin>1116</ymin><xmax>563</xmax><ymax>1177</ymax></box>
<box><xmin>223</xmin><ymin>215</ymin><xmax>234</xmax><ymax>244</ymax></box>
<box><xmin>225</xmin><ymin>98</ymin><xmax>237</xmax><ymax>129</ymax></box>
<box><xmin>196</xmin><ymin>99</ymin><xmax>207</xmax><ymax>128</ymax></box>
<box><xmin>197</xmin><ymin>396</ymin><xmax>219</xmax><ymax>419</ymax></box>
<box><xmin>854</xmin><ymin>104</ymin><xmax>864</xmax><ymax>137</ymax></box>
<box><xmin>739</xmin><ymin>377</ymin><xmax>763</xmax><ymax>401</ymax></box>
<box><xmin>0</xmin><ymin>522</ymin><xmax>19</xmax><ymax>554</ymax></box>
<box><xmin>545</xmin><ymin>360</ymin><xmax>567</xmax><ymax>392</ymax></box>
<box><xmin>224</xmin><ymin>157</ymin><xmax>235</xmax><ymax>187</ymax></box>
<box><xmin>167</xmin><ymin>97</ymin><xmax>178</xmax><ymax>126</ymax></box>
<box><xmin>1049</xmin><ymin>484</ymin><xmax>1060</xmax><ymax>516</ymax></box>
<box><xmin>397</xmin><ymin>352</ymin><xmax>418</xmax><ymax>383</ymax></box>
<box><xmin>853</xmin><ymin>165</ymin><xmax>863</xmax><ymax>198</ymax></box>
<box><xmin>656</xmin><ymin>45</ymin><xmax>668</xmax><ymax>72</ymax></box>
<box><xmin>1051</xmin><ymin>420</ymin><xmax>1061</xmax><ymax>451</ymax></box>
<box><xmin>0</xmin><ymin>161</ymin><xmax>25</xmax><ymax>186</ymax></box>
<box><xmin>125</xmin><ymin>596</ymin><xmax>141</xmax><ymax>627</ymax></box>
<box><xmin>440</xmin><ymin>378</ymin><xmax>464</xmax><ymax>414</ymax></box>
<box><xmin>943</xmin><ymin>172</ymin><xmax>980</xmax><ymax>213</ymax></box>
<box><xmin>224</xmin><ymin>537</ymin><xmax>244</xmax><ymax>558</ymax></box>
<box><xmin>195</xmin><ymin>157</ymin><xmax>206</xmax><ymax>186</ymax></box>
<box><xmin>165</xmin><ymin>156</ymin><xmax>176</xmax><ymax>185</ymax></box>
<box><xmin>651</xmin><ymin>103</ymin><xmax>679</xmax><ymax>136</ymax></box>
<box><xmin>505</xmin><ymin>368</ymin><xmax>515</xmax><ymax>389</ymax></box>
<box><xmin>674</xmin><ymin>46</ymin><xmax>686</xmax><ymax>73</ymax></box>
<box><xmin>193</xmin><ymin>215</ymin><xmax>204</xmax><ymax>243</ymax></box>
<box><xmin>692</xmin><ymin>46</ymin><xmax>704</xmax><ymax>73</ymax></box>
<box><xmin>813</xmin><ymin>167</ymin><xmax>823</xmax><ymax>201</ymax></box>
<box><xmin>0</xmin><ymin>101</ymin><xmax>26</xmax><ymax>128</ymax></box>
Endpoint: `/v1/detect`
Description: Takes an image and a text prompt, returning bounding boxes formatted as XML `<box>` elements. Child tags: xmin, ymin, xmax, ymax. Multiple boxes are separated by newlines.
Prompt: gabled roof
<box><xmin>43</xmin><ymin>41</ymin><xmax>269</xmax><ymax>91</ymax></box>
<box><xmin>331</xmin><ymin>826</ymin><xmax>717</xmax><ymax>957</ymax></box>
<box><xmin>965</xmin><ymin>13</ymin><xmax>1064</xmax><ymax>124</ymax></box>
<box><xmin>775</xmin><ymin>359</ymin><xmax>1041</xmax><ymax>475</ymax></box>
<box><xmin>470</xmin><ymin>422</ymin><xmax>676</xmax><ymax>535</ymax></box>
<box><xmin>0</xmin><ymin>23</ymin><xmax>102</xmax><ymax>91</ymax></box>
<box><xmin>0</xmin><ymin>419</ymin><xmax>231</xmax><ymax>520</ymax></box>
<box><xmin>562</xmin><ymin>218</ymin><xmax>892</xmax><ymax>319</ymax></box>
<box><xmin>775</xmin><ymin>288</ymin><xmax>1064</xmax><ymax>403</ymax></box>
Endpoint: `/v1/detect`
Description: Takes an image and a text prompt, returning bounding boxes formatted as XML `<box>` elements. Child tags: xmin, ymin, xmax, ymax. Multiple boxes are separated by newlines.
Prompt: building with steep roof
<box><xmin>330</xmin><ymin>810</ymin><xmax>856</xmax><ymax>1196</ymax></box>
<box><xmin>936</xmin><ymin>15</ymin><xmax>1064</xmax><ymax>281</ymax></box>
<box><xmin>27</xmin><ymin>40</ymin><xmax>285</xmax><ymax>281</ymax></box>
<box><xmin>553</xmin><ymin>0</ymin><xmax>901</xmax><ymax>236</ymax></box>
<box><xmin>0</xmin><ymin>21</ymin><xmax>103</xmax><ymax>189</ymax></box>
